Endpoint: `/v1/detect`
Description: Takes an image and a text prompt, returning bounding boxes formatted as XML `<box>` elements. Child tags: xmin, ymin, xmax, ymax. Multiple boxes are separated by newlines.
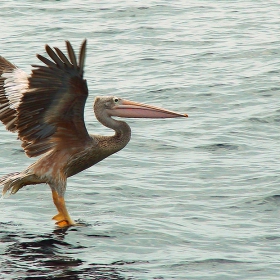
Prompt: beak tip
<box><xmin>184</xmin><ymin>114</ymin><xmax>188</xmax><ymax>117</ymax></box>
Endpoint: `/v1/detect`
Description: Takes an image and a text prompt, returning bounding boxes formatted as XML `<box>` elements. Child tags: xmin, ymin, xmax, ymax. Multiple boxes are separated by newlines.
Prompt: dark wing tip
<box><xmin>54</xmin><ymin>46</ymin><xmax>72</xmax><ymax>67</ymax></box>
<box><xmin>66</xmin><ymin>40</ymin><xmax>78</xmax><ymax>69</ymax></box>
<box><xmin>35</xmin><ymin>40</ymin><xmax>87</xmax><ymax>76</ymax></box>
<box><xmin>45</xmin><ymin>44</ymin><xmax>64</xmax><ymax>69</ymax></box>
<box><xmin>79</xmin><ymin>39</ymin><xmax>87</xmax><ymax>76</ymax></box>
<box><xmin>36</xmin><ymin>53</ymin><xmax>57</xmax><ymax>68</ymax></box>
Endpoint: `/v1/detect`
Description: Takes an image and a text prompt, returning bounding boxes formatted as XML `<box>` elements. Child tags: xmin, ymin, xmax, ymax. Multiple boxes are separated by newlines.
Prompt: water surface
<box><xmin>0</xmin><ymin>1</ymin><xmax>280</xmax><ymax>279</ymax></box>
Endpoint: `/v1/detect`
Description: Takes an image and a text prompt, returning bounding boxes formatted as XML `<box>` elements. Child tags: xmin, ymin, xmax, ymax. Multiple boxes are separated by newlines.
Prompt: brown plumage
<box><xmin>0</xmin><ymin>40</ymin><xmax>187</xmax><ymax>227</ymax></box>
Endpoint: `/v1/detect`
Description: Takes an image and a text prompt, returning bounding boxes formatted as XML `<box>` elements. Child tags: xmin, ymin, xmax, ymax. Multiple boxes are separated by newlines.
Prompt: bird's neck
<box><xmin>96</xmin><ymin>114</ymin><xmax>132</xmax><ymax>155</ymax></box>
<box><xmin>110</xmin><ymin>118</ymin><xmax>131</xmax><ymax>149</ymax></box>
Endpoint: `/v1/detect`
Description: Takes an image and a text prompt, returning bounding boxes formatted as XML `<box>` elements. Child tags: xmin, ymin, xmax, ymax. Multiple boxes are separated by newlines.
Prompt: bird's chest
<box><xmin>64</xmin><ymin>146</ymin><xmax>110</xmax><ymax>177</ymax></box>
<box><xmin>65</xmin><ymin>136</ymin><xmax>127</xmax><ymax>177</ymax></box>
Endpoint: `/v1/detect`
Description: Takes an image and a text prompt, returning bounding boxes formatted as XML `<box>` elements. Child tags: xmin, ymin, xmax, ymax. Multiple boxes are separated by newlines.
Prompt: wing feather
<box><xmin>54</xmin><ymin>47</ymin><xmax>72</xmax><ymax>67</ymax></box>
<box><xmin>16</xmin><ymin>39</ymin><xmax>90</xmax><ymax>157</ymax></box>
<box><xmin>79</xmin><ymin>39</ymin><xmax>86</xmax><ymax>75</ymax></box>
<box><xmin>66</xmin><ymin>41</ymin><xmax>78</xmax><ymax>68</ymax></box>
<box><xmin>36</xmin><ymin>54</ymin><xmax>58</xmax><ymax>68</ymax></box>
<box><xmin>45</xmin><ymin>45</ymin><xmax>65</xmax><ymax>69</ymax></box>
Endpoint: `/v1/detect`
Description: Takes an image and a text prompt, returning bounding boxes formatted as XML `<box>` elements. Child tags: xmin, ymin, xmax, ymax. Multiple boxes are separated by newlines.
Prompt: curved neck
<box><xmin>95</xmin><ymin>109</ymin><xmax>131</xmax><ymax>153</ymax></box>
<box><xmin>107</xmin><ymin>117</ymin><xmax>131</xmax><ymax>144</ymax></box>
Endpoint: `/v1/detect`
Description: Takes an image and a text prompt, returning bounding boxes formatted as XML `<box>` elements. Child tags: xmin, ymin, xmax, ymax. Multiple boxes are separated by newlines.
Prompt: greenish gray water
<box><xmin>0</xmin><ymin>1</ymin><xmax>280</xmax><ymax>279</ymax></box>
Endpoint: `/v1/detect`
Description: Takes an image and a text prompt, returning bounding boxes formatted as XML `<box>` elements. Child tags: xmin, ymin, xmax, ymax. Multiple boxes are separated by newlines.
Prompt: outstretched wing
<box><xmin>0</xmin><ymin>40</ymin><xmax>91</xmax><ymax>158</ymax></box>
<box><xmin>18</xmin><ymin>40</ymin><xmax>91</xmax><ymax>157</ymax></box>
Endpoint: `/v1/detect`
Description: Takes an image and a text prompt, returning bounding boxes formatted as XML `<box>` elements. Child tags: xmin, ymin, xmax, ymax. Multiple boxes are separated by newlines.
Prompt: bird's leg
<box><xmin>51</xmin><ymin>189</ymin><xmax>75</xmax><ymax>227</ymax></box>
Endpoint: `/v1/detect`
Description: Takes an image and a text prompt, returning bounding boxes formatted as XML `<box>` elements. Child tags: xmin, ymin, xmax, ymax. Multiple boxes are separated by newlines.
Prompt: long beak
<box><xmin>109</xmin><ymin>99</ymin><xmax>188</xmax><ymax>118</ymax></box>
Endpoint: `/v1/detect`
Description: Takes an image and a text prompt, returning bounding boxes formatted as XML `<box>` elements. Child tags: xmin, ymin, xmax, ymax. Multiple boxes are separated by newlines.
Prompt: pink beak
<box><xmin>109</xmin><ymin>99</ymin><xmax>188</xmax><ymax>118</ymax></box>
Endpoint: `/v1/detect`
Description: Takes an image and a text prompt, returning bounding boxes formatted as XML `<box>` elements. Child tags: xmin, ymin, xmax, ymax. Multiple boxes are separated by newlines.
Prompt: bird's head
<box><xmin>94</xmin><ymin>96</ymin><xmax>188</xmax><ymax>119</ymax></box>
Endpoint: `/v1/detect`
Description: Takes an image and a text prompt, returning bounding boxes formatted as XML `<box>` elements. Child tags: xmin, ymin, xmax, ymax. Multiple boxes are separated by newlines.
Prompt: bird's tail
<box><xmin>0</xmin><ymin>171</ymin><xmax>40</xmax><ymax>197</ymax></box>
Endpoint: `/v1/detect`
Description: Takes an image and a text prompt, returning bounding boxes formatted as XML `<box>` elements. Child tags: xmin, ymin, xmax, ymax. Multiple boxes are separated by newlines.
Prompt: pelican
<box><xmin>0</xmin><ymin>40</ymin><xmax>187</xmax><ymax>227</ymax></box>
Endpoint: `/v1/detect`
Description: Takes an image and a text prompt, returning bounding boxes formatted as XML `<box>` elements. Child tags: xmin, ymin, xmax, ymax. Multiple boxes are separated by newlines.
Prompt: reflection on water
<box><xmin>1</xmin><ymin>223</ymin><xmax>134</xmax><ymax>279</ymax></box>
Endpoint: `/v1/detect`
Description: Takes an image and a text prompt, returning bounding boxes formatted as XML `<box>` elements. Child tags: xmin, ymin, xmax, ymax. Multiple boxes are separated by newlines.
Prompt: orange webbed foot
<box><xmin>55</xmin><ymin>219</ymin><xmax>74</xmax><ymax>228</ymax></box>
<box><xmin>52</xmin><ymin>213</ymin><xmax>76</xmax><ymax>227</ymax></box>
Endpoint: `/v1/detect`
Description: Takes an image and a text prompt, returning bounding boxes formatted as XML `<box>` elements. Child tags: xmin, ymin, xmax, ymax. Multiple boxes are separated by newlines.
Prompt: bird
<box><xmin>0</xmin><ymin>40</ymin><xmax>188</xmax><ymax>227</ymax></box>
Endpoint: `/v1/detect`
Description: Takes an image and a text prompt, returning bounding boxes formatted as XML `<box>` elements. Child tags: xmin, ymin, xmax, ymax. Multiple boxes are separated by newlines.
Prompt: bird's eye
<box><xmin>114</xmin><ymin>97</ymin><xmax>119</xmax><ymax>103</ymax></box>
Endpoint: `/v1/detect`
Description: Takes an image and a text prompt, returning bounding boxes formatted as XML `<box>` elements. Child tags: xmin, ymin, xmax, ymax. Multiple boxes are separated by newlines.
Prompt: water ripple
<box><xmin>1</xmin><ymin>0</ymin><xmax>280</xmax><ymax>279</ymax></box>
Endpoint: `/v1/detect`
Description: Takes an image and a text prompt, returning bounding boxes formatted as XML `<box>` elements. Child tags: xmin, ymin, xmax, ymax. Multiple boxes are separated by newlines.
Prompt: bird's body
<box><xmin>0</xmin><ymin>40</ymin><xmax>187</xmax><ymax>227</ymax></box>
